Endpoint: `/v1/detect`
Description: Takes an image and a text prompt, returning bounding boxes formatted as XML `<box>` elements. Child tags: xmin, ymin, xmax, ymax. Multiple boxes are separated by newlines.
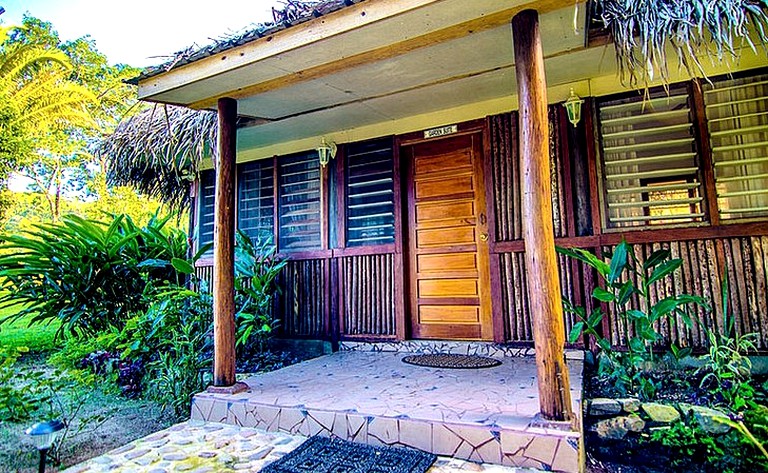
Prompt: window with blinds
<box><xmin>598</xmin><ymin>85</ymin><xmax>705</xmax><ymax>229</ymax></box>
<box><xmin>278</xmin><ymin>151</ymin><xmax>322</xmax><ymax>251</ymax></box>
<box><xmin>345</xmin><ymin>138</ymin><xmax>396</xmax><ymax>247</ymax></box>
<box><xmin>238</xmin><ymin>159</ymin><xmax>275</xmax><ymax>242</ymax></box>
<box><xmin>704</xmin><ymin>73</ymin><xmax>768</xmax><ymax>221</ymax></box>
<box><xmin>198</xmin><ymin>170</ymin><xmax>215</xmax><ymax>250</ymax></box>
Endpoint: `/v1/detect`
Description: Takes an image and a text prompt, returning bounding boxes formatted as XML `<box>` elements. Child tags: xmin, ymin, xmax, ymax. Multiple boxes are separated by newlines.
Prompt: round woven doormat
<box><xmin>401</xmin><ymin>354</ymin><xmax>502</xmax><ymax>369</ymax></box>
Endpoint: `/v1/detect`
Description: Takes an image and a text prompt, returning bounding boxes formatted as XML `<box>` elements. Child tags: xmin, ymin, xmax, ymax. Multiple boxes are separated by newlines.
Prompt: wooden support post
<box><xmin>212</xmin><ymin>97</ymin><xmax>240</xmax><ymax>389</ymax></box>
<box><xmin>511</xmin><ymin>10</ymin><xmax>573</xmax><ymax>422</ymax></box>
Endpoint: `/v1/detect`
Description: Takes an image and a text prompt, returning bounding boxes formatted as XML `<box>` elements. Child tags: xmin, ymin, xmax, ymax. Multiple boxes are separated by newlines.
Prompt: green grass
<box><xmin>0</xmin><ymin>307</ymin><xmax>61</xmax><ymax>353</ymax></box>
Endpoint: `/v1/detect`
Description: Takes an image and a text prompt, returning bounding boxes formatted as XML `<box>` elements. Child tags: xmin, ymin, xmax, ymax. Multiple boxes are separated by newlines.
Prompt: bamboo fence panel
<box><xmin>280</xmin><ymin>259</ymin><xmax>326</xmax><ymax>337</ymax></box>
<box><xmin>339</xmin><ymin>253</ymin><xmax>396</xmax><ymax>336</ymax></box>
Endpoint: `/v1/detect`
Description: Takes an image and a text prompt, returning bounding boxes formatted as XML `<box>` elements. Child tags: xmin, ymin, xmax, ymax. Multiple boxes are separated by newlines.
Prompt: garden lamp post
<box><xmin>26</xmin><ymin>420</ymin><xmax>65</xmax><ymax>473</ymax></box>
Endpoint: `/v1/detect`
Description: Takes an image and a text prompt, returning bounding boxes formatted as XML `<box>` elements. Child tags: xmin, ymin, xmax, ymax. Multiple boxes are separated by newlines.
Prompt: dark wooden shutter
<box><xmin>278</xmin><ymin>151</ymin><xmax>321</xmax><ymax>251</ymax></box>
<box><xmin>238</xmin><ymin>159</ymin><xmax>275</xmax><ymax>242</ymax></box>
<box><xmin>345</xmin><ymin>138</ymin><xmax>395</xmax><ymax>246</ymax></box>
<box><xmin>198</xmin><ymin>170</ymin><xmax>215</xmax><ymax>250</ymax></box>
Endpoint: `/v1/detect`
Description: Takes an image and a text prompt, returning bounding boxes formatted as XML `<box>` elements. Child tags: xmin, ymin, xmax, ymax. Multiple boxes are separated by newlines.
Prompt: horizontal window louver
<box><xmin>198</xmin><ymin>170</ymin><xmax>215</xmax><ymax>251</ymax></box>
<box><xmin>598</xmin><ymin>85</ymin><xmax>704</xmax><ymax>228</ymax></box>
<box><xmin>278</xmin><ymin>151</ymin><xmax>321</xmax><ymax>251</ymax></box>
<box><xmin>238</xmin><ymin>159</ymin><xmax>275</xmax><ymax>243</ymax></box>
<box><xmin>704</xmin><ymin>74</ymin><xmax>768</xmax><ymax>221</ymax></box>
<box><xmin>346</xmin><ymin>138</ymin><xmax>396</xmax><ymax>247</ymax></box>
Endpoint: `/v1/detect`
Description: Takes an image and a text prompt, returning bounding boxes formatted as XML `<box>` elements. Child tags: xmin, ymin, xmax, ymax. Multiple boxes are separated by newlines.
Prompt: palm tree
<box><xmin>0</xmin><ymin>25</ymin><xmax>96</xmax><ymax>135</ymax></box>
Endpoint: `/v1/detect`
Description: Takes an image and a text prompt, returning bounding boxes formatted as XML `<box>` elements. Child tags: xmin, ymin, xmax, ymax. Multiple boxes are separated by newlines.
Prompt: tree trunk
<box><xmin>213</xmin><ymin>97</ymin><xmax>237</xmax><ymax>387</ymax></box>
<box><xmin>511</xmin><ymin>9</ymin><xmax>573</xmax><ymax>422</ymax></box>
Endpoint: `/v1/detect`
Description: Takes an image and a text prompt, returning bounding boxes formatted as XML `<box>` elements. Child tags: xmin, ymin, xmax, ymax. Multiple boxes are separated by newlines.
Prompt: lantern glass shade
<box><xmin>26</xmin><ymin>420</ymin><xmax>65</xmax><ymax>450</ymax></box>
<box><xmin>564</xmin><ymin>88</ymin><xmax>584</xmax><ymax>127</ymax></box>
<box><xmin>316</xmin><ymin>138</ymin><xmax>337</xmax><ymax>167</ymax></box>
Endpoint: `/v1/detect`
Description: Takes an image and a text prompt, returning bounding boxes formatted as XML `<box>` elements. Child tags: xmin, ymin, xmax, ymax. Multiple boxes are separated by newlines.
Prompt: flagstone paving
<box><xmin>62</xmin><ymin>420</ymin><xmax>545</xmax><ymax>473</ymax></box>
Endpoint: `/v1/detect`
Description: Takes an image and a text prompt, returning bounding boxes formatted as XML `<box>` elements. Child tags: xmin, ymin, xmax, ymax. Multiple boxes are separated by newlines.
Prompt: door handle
<box><xmin>479</xmin><ymin>213</ymin><xmax>487</xmax><ymax>225</ymax></box>
<box><xmin>480</xmin><ymin>233</ymin><xmax>489</xmax><ymax>242</ymax></box>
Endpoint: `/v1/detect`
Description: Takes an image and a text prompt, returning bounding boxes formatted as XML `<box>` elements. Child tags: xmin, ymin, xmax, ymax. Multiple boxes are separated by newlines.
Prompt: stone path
<box><xmin>62</xmin><ymin>420</ymin><xmax>542</xmax><ymax>473</ymax></box>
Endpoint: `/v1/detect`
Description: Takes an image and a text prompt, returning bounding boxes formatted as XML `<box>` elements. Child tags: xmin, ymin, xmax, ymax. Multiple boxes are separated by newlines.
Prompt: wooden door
<box><xmin>404</xmin><ymin>133</ymin><xmax>492</xmax><ymax>340</ymax></box>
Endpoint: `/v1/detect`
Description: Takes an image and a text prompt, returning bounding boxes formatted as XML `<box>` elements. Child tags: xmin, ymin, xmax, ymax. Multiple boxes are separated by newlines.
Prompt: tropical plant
<box><xmin>234</xmin><ymin>231</ymin><xmax>287</xmax><ymax>350</ymax></box>
<box><xmin>0</xmin><ymin>213</ymin><xmax>191</xmax><ymax>337</ymax></box>
<box><xmin>139</xmin><ymin>283</ymin><xmax>213</xmax><ymax>418</ymax></box>
<box><xmin>559</xmin><ymin>241</ymin><xmax>706</xmax><ymax>396</ymax></box>
<box><xmin>0</xmin><ymin>25</ymin><xmax>96</xmax><ymax>134</ymax></box>
<box><xmin>698</xmin><ymin>277</ymin><xmax>758</xmax><ymax>409</ymax></box>
<box><xmin>595</xmin><ymin>0</ymin><xmax>768</xmax><ymax>86</ymax></box>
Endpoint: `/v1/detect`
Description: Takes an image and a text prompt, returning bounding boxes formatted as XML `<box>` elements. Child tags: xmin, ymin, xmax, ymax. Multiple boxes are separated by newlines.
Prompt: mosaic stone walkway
<box><xmin>62</xmin><ymin>421</ymin><xmax>543</xmax><ymax>473</ymax></box>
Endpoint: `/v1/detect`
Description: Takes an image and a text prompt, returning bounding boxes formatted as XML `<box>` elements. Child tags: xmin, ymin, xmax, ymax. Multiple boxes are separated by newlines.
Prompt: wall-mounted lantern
<box><xmin>316</xmin><ymin>138</ymin><xmax>337</xmax><ymax>167</ymax></box>
<box><xmin>563</xmin><ymin>88</ymin><xmax>584</xmax><ymax>127</ymax></box>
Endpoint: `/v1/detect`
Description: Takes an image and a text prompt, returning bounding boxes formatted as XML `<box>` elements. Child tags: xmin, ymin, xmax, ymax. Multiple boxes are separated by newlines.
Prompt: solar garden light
<box><xmin>563</xmin><ymin>87</ymin><xmax>584</xmax><ymax>127</ymax></box>
<box><xmin>26</xmin><ymin>420</ymin><xmax>65</xmax><ymax>473</ymax></box>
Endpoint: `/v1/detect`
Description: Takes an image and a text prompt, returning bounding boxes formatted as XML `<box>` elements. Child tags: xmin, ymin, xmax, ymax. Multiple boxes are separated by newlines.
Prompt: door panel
<box><xmin>405</xmin><ymin>133</ymin><xmax>492</xmax><ymax>340</ymax></box>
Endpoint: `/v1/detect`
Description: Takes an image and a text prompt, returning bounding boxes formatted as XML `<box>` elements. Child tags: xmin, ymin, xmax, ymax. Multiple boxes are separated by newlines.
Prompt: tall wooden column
<box><xmin>213</xmin><ymin>97</ymin><xmax>237</xmax><ymax>388</ymax></box>
<box><xmin>512</xmin><ymin>10</ymin><xmax>573</xmax><ymax>421</ymax></box>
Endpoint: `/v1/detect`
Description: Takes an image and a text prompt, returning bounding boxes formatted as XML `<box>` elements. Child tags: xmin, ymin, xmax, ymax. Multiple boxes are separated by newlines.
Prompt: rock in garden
<box><xmin>617</xmin><ymin>398</ymin><xmax>640</xmax><ymax>413</ymax></box>
<box><xmin>641</xmin><ymin>403</ymin><xmax>680</xmax><ymax>424</ymax></box>
<box><xmin>689</xmin><ymin>406</ymin><xmax>731</xmax><ymax>434</ymax></box>
<box><xmin>592</xmin><ymin>416</ymin><xmax>645</xmax><ymax>439</ymax></box>
<box><xmin>589</xmin><ymin>398</ymin><xmax>622</xmax><ymax>416</ymax></box>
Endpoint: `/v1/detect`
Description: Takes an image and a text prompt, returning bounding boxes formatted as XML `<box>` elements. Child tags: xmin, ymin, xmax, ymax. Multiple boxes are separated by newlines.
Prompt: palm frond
<box><xmin>596</xmin><ymin>0</ymin><xmax>768</xmax><ymax>87</ymax></box>
<box><xmin>95</xmin><ymin>104</ymin><xmax>218</xmax><ymax>211</ymax></box>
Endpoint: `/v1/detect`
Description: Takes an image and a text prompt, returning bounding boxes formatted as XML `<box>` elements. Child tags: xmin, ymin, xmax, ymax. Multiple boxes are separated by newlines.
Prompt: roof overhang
<box><xmin>134</xmin><ymin>0</ymin><xmax>603</xmax><ymax>156</ymax></box>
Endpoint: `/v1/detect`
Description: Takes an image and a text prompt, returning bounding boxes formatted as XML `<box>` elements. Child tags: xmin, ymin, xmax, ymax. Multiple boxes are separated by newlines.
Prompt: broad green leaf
<box><xmin>608</xmin><ymin>241</ymin><xmax>629</xmax><ymax>284</ymax></box>
<box><xmin>587</xmin><ymin>309</ymin><xmax>604</xmax><ymax>328</ymax></box>
<box><xmin>651</xmin><ymin>298</ymin><xmax>679</xmax><ymax>321</ymax></box>
<box><xmin>557</xmin><ymin>246</ymin><xmax>610</xmax><ymax>276</ymax></box>
<box><xmin>569</xmin><ymin>322</ymin><xmax>584</xmax><ymax>343</ymax></box>
<box><xmin>617</xmin><ymin>281</ymin><xmax>634</xmax><ymax>306</ymax></box>
<box><xmin>646</xmin><ymin>259</ymin><xmax>682</xmax><ymax>287</ymax></box>
<box><xmin>643</xmin><ymin>249</ymin><xmax>670</xmax><ymax>271</ymax></box>
<box><xmin>592</xmin><ymin>287</ymin><xmax>615</xmax><ymax>303</ymax></box>
<box><xmin>171</xmin><ymin>258</ymin><xmax>194</xmax><ymax>275</ymax></box>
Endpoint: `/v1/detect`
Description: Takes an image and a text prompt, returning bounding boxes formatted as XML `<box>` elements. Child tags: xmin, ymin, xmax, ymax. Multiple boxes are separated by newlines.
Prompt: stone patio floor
<box><xmin>62</xmin><ymin>420</ymin><xmax>544</xmax><ymax>473</ymax></box>
<box><xmin>190</xmin><ymin>350</ymin><xmax>584</xmax><ymax>471</ymax></box>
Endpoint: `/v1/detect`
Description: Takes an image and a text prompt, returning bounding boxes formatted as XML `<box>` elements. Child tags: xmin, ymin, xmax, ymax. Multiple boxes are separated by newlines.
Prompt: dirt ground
<box><xmin>0</xmin><ymin>385</ymin><xmax>175</xmax><ymax>473</ymax></box>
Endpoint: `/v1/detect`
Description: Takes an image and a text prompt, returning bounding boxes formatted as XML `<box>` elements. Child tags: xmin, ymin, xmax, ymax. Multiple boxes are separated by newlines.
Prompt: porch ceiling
<box><xmin>137</xmin><ymin>0</ymin><xmax>593</xmax><ymax>150</ymax></box>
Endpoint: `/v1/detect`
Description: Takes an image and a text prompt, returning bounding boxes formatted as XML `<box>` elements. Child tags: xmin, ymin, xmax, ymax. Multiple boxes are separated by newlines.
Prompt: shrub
<box><xmin>697</xmin><ymin>278</ymin><xmax>758</xmax><ymax>410</ymax></box>
<box><xmin>0</xmin><ymin>213</ymin><xmax>190</xmax><ymax>337</ymax></box>
<box><xmin>234</xmin><ymin>231</ymin><xmax>286</xmax><ymax>350</ymax></box>
<box><xmin>139</xmin><ymin>283</ymin><xmax>213</xmax><ymax>418</ymax></box>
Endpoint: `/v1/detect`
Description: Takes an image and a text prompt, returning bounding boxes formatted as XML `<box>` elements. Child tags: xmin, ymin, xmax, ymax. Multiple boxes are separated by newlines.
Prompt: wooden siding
<box><xmin>488</xmin><ymin>103</ymin><xmax>768</xmax><ymax>351</ymax></box>
<box><xmin>489</xmin><ymin>108</ymin><xmax>569</xmax><ymax>241</ymax></box>
<box><xmin>339</xmin><ymin>253</ymin><xmax>396</xmax><ymax>336</ymax></box>
<box><xmin>497</xmin><ymin>252</ymin><xmax>583</xmax><ymax>343</ymax></box>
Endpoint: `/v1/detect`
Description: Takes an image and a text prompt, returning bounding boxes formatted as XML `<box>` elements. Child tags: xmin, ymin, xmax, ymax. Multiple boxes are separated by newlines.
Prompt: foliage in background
<box><xmin>1</xmin><ymin>16</ymin><xmax>141</xmax><ymax>223</ymax></box>
<box><xmin>235</xmin><ymin>231</ymin><xmax>287</xmax><ymax>350</ymax></box>
<box><xmin>0</xmin><ymin>213</ymin><xmax>189</xmax><ymax>337</ymax></box>
<box><xmin>560</xmin><ymin>241</ymin><xmax>706</xmax><ymax>399</ymax></box>
<box><xmin>595</xmin><ymin>0</ymin><xmax>768</xmax><ymax>86</ymax></box>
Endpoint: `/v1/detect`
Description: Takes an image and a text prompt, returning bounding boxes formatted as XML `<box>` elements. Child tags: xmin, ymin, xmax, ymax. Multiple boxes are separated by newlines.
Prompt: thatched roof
<box><xmin>132</xmin><ymin>0</ymin><xmax>361</xmax><ymax>83</ymax></box>
<box><xmin>96</xmin><ymin>104</ymin><xmax>217</xmax><ymax>211</ymax></box>
<box><xmin>594</xmin><ymin>0</ymin><xmax>768</xmax><ymax>86</ymax></box>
